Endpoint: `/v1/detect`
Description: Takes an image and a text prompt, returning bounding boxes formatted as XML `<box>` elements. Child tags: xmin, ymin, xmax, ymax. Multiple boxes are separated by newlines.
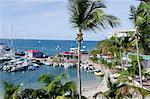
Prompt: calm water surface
<box><xmin>0</xmin><ymin>66</ymin><xmax>103</xmax><ymax>96</ymax></box>
<box><xmin>0</xmin><ymin>39</ymin><xmax>102</xmax><ymax>97</ymax></box>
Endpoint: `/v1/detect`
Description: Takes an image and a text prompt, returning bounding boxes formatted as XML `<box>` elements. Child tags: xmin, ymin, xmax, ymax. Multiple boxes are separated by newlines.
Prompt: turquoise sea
<box><xmin>0</xmin><ymin>39</ymin><xmax>103</xmax><ymax>97</ymax></box>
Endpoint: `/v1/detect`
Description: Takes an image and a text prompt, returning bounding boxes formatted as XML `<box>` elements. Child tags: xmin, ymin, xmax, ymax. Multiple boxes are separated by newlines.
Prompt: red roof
<box><xmin>59</xmin><ymin>51</ymin><xmax>74</xmax><ymax>55</ymax></box>
<box><xmin>26</xmin><ymin>50</ymin><xmax>40</xmax><ymax>53</ymax></box>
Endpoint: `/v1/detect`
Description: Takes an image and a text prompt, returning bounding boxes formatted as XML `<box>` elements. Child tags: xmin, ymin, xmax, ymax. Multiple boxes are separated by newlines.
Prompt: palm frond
<box><xmin>59</xmin><ymin>81</ymin><xmax>77</xmax><ymax>96</ymax></box>
<box><xmin>132</xmin><ymin>86</ymin><xmax>150</xmax><ymax>96</ymax></box>
<box><xmin>68</xmin><ymin>0</ymin><xmax>120</xmax><ymax>32</ymax></box>
<box><xmin>3</xmin><ymin>82</ymin><xmax>19</xmax><ymax>99</ymax></box>
<box><xmin>93</xmin><ymin>91</ymin><xmax>108</xmax><ymax>99</ymax></box>
<box><xmin>38</xmin><ymin>74</ymin><xmax>53</xmax><ymax>85</ymax></box>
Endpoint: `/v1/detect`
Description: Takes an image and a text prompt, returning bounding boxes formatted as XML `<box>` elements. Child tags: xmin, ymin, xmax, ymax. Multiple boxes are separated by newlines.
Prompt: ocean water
<box><xmin>0</xmin><ymin>39</ymin><xmax>98</xmax><ymax>55</ymax></box>
<box><xmin>0</xmin><ymin>39</ymin><xmax>103</xmax><ymax>97</ymax></box>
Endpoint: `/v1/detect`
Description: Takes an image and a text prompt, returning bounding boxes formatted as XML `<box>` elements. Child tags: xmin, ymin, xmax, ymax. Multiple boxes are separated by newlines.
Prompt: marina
<box><xmin>0</xmin><ymin>39</ymin><xmax>96</xmax><ymax>73</ymax></box>
<box><xmin>0</xmin><ymin>39</ymin><xmax>103</xmax><ymax>97</ymax></box>
<box><xmin>0</xmin><ymin>65</ymin><xmax>103</xmax><ymax>96</ymax></box>
<box><xmin>0</xmin><ymin>0</ymin><xmax>150</xmax><ymax>98</ymax></box>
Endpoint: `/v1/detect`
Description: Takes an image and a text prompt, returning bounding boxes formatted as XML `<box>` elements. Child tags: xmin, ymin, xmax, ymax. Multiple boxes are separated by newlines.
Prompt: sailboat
<box><xmin>0</xmin><ymin>25</ymin><xmax>15</xmax><ymax>63</ymax></box>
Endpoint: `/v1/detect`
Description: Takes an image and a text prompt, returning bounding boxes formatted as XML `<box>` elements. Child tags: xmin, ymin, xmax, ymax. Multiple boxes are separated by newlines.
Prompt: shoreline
<box><xmin>82</xmin><ymin>61</ymin><xmax>112</xmax><ymax>98</ymax></box>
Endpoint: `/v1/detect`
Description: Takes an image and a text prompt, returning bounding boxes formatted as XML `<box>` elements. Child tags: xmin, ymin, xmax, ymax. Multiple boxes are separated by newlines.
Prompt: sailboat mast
<box><xmin>11</xmin><ymin>24</ymin><xmax>14</xmax><ymax>48</ymax></box>
<box><xmin>2</xmin><ymin>24</ymin><xmax>5</xmax><ymax>43</ymax></box>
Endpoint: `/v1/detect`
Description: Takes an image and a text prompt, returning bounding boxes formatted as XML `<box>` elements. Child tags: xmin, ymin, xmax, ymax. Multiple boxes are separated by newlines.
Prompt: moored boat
<box><xmin>28</xmin><ymin>66</ymin><xmax>36</xmax><ymax>71</ymax></box>
<box><xmin>2</xmin><ymin>58</ymin><xmax>32</xmax><ymax>72</ymax></box>
<box><xmin>43</xmin><ymin>62</ymin><xmax>51</xmax><ymax>66</ymax></box>
<box><xmin>94</xmin><ymin>70</ymin><xmax>104</xmax><ymax>76</ymax></box>
<box><xmin>10</xmin><ymin>65</ymin><xmax>28</xmax><ymax>72</ymax></box>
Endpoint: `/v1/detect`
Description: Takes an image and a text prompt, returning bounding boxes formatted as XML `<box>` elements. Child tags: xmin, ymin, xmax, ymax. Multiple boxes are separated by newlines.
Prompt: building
<box><xmin>59</xmin><ymin>51</ymin><xmax>77</xmax><ymax>62</ymax></box>
<box><xmin>107</xmin><ymin>29</ymin><xmax>135</xmax><ymax>39</ymax></box>
<box><xmin>59</xmin><ymin>51</ymin><xmax>89</xmax><ymax>62</ymax></box>
<box><xmin>81</xmin><ymin>54</ymin><xmax>90</xmax><ymax>62</ymax></box>
<box><xmin>25</xmin><ymin>50</ymin><xmax>43</xmax><ymax>58</ymax></box>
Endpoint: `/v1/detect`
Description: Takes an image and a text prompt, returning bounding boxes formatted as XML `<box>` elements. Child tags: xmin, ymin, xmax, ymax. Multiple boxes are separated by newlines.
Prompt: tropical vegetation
<box><xmin>3</xmin><ymin>0</ymin><xmax>150</xmax><ymax>99</ymax></box>
<box><xmin>68</xmin><ymin>0</ymin><xmax>119</xmax><ymax>98</ymax></box>
<box><xmin>93</xmin><ymin>77</ymin><xmax>150</xmax><ymax>99</ymax></box>
<box><xmin>3</xmin><ymin>82</ymin><xmax>19</xmax><ymax>99</ymax></box>
<box><xmin>129</xmin><ymin>1</ymin><xmax>150</xmax><ymax>55</ymax></box>
<box><xmin>3</xmin><ymin>73</ymin><xmax>83</xmax><ymax>99</ymax></box>
<box><xmin>90</xmin><ymin>1</ymin><xmax>150</xmax><ymax>98</ymax></box>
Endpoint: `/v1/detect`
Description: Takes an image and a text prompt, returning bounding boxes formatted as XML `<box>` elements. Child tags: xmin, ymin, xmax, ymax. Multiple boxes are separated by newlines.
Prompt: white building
<box><xmin>107</xmin><ymin>29</ymin><xmax>135</xmax><ymax>39</ymax></box>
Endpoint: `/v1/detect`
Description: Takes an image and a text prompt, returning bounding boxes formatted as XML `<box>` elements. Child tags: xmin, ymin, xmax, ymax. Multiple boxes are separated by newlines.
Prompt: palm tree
<box><xmin>130</xmin><ymin>1</ymin><xmax>150</xmax><ymax>54</ymax></box>
<box><xmin>134</xmin><ymin>27</ymin><xmax>143</xmax><ymax>88</ymax></box>
<box><xmin>93</xmin><ymin>77</ymin><xmax>130</xmax><ymax>99</ymax></box>
<box><xmin>38</xmin><ymin>73</ymin><xmax>77</xmax><ymax>99</ymax></box>
<box><xmin>68</xmin><ymin>0</ymin><xmax>119</xmax><ymax>98</ymax></box>
<box><xmin>129</xmin><ymin>1</ymin><xmax>150</xmax><ymax>87</ymax></box>
<box><xmin>112</xmin><ymin>35</ymin><xmax>135</xmax><ymax>69</ymax></box>
<box><xmin>3</xmin><ymin>82</ymin><xmax>19</xmax><ymax>99</ymax></box>
<box><xmin>93</xmin><ymin>76</ymin><xmax>150</xmax><ymax>99</ymax></box>
<box><xmin>3</xmin><ymin>73</ymin><xmax>78</xmax><ymax>99</ymax></box>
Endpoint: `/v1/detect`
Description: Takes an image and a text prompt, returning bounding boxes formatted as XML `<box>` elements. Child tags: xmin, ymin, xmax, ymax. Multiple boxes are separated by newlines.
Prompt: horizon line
<box><xmin>0</xmin><ymin>38</ymin><xmax>100</xmax><ymax>42</ymax></box>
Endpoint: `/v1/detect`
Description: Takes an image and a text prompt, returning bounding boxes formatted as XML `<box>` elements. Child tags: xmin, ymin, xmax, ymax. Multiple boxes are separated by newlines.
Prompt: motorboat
<box><xmin>94</xmin><ymin>70</ymin><xmax>104</xmax><ymax>76</ymax></box>
<box><xmin>32</xmin><ymin>63</ymin><xmax>40</xmax><ymax>67</ymax></box>
<box><xmin>43</xmin><ymin>62</ymin><xmax>51</xmax><ymax>66</ymax></box>
<box><xmin>10</xmin><ymin>65</ymin><xmax>28</xmax><ymax>72</ymax></box>
<box><xmin>109</xmin><ymin>73</ymin><xmax>120</xmax><ymax>79</ymax></box>
<box><xmin>2</xmin><ymin>58</ymin><xmax>32</xmax><ymax>72</ymax></box>
<box><xmin>10</xmin><ymin>60</ymin><xmax>29</xmax><ymax>72</ymax></box>
<box><xmin>28</xmin><ymin>66</ymin><xmax>36</xmax><ymax>71</ymax></box>
<box><xmin>0</xmin><ymin>57</ymin><xmax>12</xmax><ymax>63</ymax></box>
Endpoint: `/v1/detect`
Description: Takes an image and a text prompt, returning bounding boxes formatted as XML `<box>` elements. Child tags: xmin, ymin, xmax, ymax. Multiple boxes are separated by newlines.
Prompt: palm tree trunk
<box><xmin>135</xmin><ymin>35</ymin><xmax>143</xmax><ymax>88</ymax></box>
<box><xmin>76</xmin><ymin>29</ymin><xmax>83</xmax><ymax>99</ymax></box>
<box><xmin>77</xmin><ymin>41</ymin><xmax>82</xmax><ymax>99</ymax></box>
<box><xmin>134</xmin><ymin>27</ymin><xmax>143</xmax><ymax>88</ymax></box>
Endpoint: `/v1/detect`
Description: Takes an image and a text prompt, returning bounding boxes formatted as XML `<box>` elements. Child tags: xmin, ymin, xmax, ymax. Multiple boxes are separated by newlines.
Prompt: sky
<box><xmin>0</xmin><ymin>0</ymin><xmax>140</xmax><ymax>41</ymax></box>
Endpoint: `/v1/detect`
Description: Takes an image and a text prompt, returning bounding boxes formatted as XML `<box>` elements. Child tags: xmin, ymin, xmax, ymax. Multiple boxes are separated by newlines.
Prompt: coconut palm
<box><xmin>93</xmin><ymin>77</ymin><xmax>131</xmax><ymax>99</ymax></box>
<box><xmin>3</xmin><ymin>82</ymin><xmax>19</xmax><ymax>99</ymax></box>
<box><xmin>129</xmin><ymin>1</ymin><xmax>150</xmax><ymax>87</ymax></box>
<box><xmin>136</xmin><ymin>2</ymin><xmax>150</xmax><ymax>55</ymax></box>
<box><xmin>68</xmin><ymin>0</ymin><xmax>119</xmax><ymax>98</ymax></box>
<box><xmin>130</xmin><ymin>1</ymin><xmax>150</xmax><ymax>54</ymax></box>
<box><xmin>134</xmin><ymin>28</ymin><xmax>144</xmax><ymax>88</ymax></box>
<box><xmin>38</xmin><ymin>73</ymin><xmax>77</xmax><ymax>99</ymax></box>
<box><xmin>3</xmin><ymin>73</ymin><xmax>77</xmax><ymax>99</ymax></box>
<box><xmin>93</xmin><ymin>76</ymin><xmax>150</xmax><ymax>99</ymax></box>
